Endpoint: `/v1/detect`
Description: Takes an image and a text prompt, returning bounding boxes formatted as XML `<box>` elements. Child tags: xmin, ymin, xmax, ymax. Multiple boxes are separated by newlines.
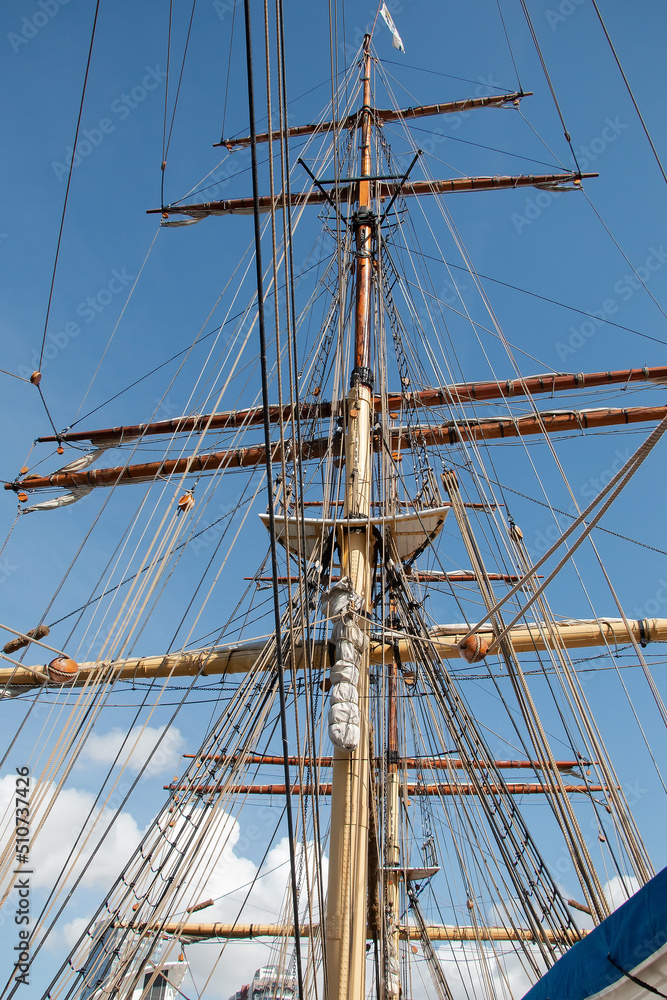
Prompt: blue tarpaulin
<box><xmin>522</xmin><ymin>866</ymin><xmax>667</xmax><ymax>1000</ymax></box>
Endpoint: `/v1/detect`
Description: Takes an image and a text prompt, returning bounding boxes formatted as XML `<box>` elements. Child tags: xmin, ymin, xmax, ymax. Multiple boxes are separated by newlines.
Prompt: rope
<box><xmin>495</xmin><ymin>0</ymin><xmax>523</xmax><ymax>92</ymax></box>
<box><xmin>161</xmin><ymin>0</ymin><xmax>173</xmax><ymax>208</ymax></box>
<box><xmin>518</xmin><ymin>0</ymin><xmax>581</xmax><ymax>169</ymax></box>
<box><xmin>71</xmin><ymin>226</ymin><xmax>162</xmax><ymax>425</ymax></box>
<box><xmin>476</xmin><ymin>414</ymin><xmax>667</xmax><ymax>649</ymax></box>
<box><xmin>590</xmin><ymin>0</ymin><xmax>667</xmax><ymax>185</ymax></box>
<box><xmin>37</xmin><ymin>0</ymin><xmax>101</xmax><ymax>372</ymax></box>
<box><xmin>385</xmin><ymin>241</ymin><xmax>667</xmax><ymax>348</ymax></box>
<box><xmin>242</xmin><ymin>2</ymin><xmax>305</xmax><ymax>995</ymax></box>
<box><xmin>219</xmin><ymin>0</ymin><xmax>238</xmax><ymax>140</ymax></box>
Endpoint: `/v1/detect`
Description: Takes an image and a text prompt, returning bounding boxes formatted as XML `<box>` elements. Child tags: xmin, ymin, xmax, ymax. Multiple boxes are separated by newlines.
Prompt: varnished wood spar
<box><xmin>182</xmin><ymin>754</ymin><xmax>585</xmax><ymax>770</ymax></box>
<box><xmin>11</xmin><ymin>405</ymin><xmax>667</xmax><ymax>492</ymax></box>
<box><xmin>3</xmin><ymin>615</ymin><xmax>666</xmax><ymax>688</ymax></box>
<box><xmin>216</xmin><ymin>92</ymin><xmax>531</xmax><ymax>148</ymax></box>
<box><xmin>36</xmin><ymin>366</ymin><xmax>667</xmax><ymax>446</ymax></box>
<box><xmin>163</xmin><ymin>781</ymin><xmax>605</xmax><ymax>795</ymax></box>
<box><xmin>36</xmin><ymin>402</ymin><xmax>331</xmax><ymax>444</ymax></box>
<box><xmin>147</xmin><ymin>171</ymin><xmax>597</xmax><ymax>220</ymax></box>
<box><xmin>134</xmin><ymin>921</ymin><xmax>584</xmax><ymax>944</ymax></box>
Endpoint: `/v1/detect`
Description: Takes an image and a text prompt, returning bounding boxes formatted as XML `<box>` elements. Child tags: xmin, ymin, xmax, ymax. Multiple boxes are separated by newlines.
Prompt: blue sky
<box><xmin>0</xmin><ymin>1</ymin><xmax>666</xmax><ymax>997</ymax></box>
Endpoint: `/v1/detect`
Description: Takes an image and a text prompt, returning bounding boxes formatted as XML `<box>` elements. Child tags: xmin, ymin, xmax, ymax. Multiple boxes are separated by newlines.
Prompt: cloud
<box><xmin>171</xmin><ymin>831</ymin><xmax>322</xmax><ymax>1000</ymax></box>
<box><xmin>57</xmin><ymin>812</ymin><xmax>326</xmax><ymax>1000</ymax></box>
<box><xmin>604</xmin><ymin>874</ymin><xmax>639</xmax><ymax>909</ymax></box>
<box><xmin>35</xmin><ymin>789</ymin><xmax>141</xmax><ymax>890</ymax></box>
<box><xmin>79</xmin><ymin>724</ymin><xmax>185</xmax><ymax>777</ymax></box>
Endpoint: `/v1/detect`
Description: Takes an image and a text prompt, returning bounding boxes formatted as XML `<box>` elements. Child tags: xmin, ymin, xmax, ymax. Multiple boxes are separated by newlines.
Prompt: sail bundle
<box><xmin>322</xmin><ymin>578</ymin><xmax>366</xmax><ymax>751</ymax></box>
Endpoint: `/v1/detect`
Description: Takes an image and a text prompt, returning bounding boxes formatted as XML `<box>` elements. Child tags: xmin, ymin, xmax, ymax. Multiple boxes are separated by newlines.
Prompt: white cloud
<box><xmin>604</xmin><ymin>873</ymin><xmax>639</xmax><ymax>909</ymax></box>
<box><xmin>63</xmin><ymin>915</ymin><xmax>92</xmax><ymax>949</ymax></box>
<box><xmin>79</xmin><ymin>724</ymin><xmax>185</xmax><ymax>777</ymax></box>
<box><xmin>0</xmin><ymin>775</ymin><xmax>145</xmax><ymax>892</ymax></box>
<box><xmin>57</xmin><ymin>814</ymin><xmax>326</xmax><ymax>1000</ymax></box>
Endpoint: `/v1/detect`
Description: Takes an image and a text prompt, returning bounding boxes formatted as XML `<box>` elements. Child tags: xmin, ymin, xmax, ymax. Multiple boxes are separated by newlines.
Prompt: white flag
<box><xmin>379</xmin><ymin>3</ymin><xmax>405</xmax><ymax>52</ymax></box>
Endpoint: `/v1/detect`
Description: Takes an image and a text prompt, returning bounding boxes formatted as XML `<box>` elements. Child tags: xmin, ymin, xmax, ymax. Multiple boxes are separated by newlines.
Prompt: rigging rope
<box><xmin>590</xmin><ymin>0</ymin><xmax>667</xmax><ymax>186</ymax></box>
<box><xmin>517</xmin><ymin>0</ymin><xmax>581</xmax><ymax>170</ymax></box>
<box><xmin>243</xmin><ymin>1</ymin><xmax>305</xmax><ymax>993</ymax></box>
<box><xmin>36</xmin><ymin>0</ymin><xmax>101</xmax><ymax>373</ymax></box>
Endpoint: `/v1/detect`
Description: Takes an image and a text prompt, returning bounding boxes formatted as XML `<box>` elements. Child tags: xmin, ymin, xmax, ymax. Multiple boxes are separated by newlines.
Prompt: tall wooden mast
<box><xmin>325</xmin><ymin>33</ymin><xmax>375</xmax><ymax>1000</ymax></box>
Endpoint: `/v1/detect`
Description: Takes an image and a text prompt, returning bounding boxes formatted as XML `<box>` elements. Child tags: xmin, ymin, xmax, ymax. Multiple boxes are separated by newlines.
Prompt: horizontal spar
<box><xmin>135</xmin><ymin>921</ymin><xmax>582</xmax><ymax>944</ymax></box>
<box><xmin>7</xmin><ymin>437</ymin><xmax>331</xmax><ymax>491</ymax></box>
<box><xmin>183</xmin><ymin>755</ymin><xmax>584</xmax><ymax>770</ymax></box>
<box><xmin>10</xmin><ymin>405</ymin><xmax>666</xmax><ymax>492</ymax></box>
<box><xmin>149</xmin><ymin>172</ymin><xmax>597</xmax><ymax>220</ymax></box>
<box><xmin>414</xmin><ymin>404</ymin><xmax>667</xmax><ymax>447</ymax></box>
<box><xmin>245</xmin><ymin>572</ymin><xmax>529</xmax><ymax>584</ymax></box>
<box><xmin>163</xmin><ymin>782</ymin><xmax>604</xmax><ymax>795</ymax></box>
<box><xmin>216</xmin><ymin>92</ymin><xmax>530</xmax><ymax>148</ymax></box>
<box><xmin>36</xmin><ymin>366</ymin><xmax>667</xmax><ymax>446</ymax></box>
<box><xmin>3</xmin><ymin>617</ymin><xmax>665</xmax><ymax>689</ymax></box>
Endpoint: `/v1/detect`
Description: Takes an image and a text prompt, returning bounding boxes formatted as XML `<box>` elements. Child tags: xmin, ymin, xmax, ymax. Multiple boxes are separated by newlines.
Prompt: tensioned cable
<box><xmin>37</xmin><ymin>0</ymin><xmax>101</xmax><ymax>372</ymax></box>
<box><xmin>272</xmin><ymin>0</ymin><xmax>328</xmax><ymax>960</ymax></box>
<box><xmin>477</xmin><ymin>475</ymin><xmax>667</xmax><ymax>559</ymax></box>
<box><xmin>370</xmin><ymin>70</ymin><xmax>664</xmax><ymax>880</ymax></box>
<box><xmin>378</xmin><ymin>107</ymin><xmax>636</xmax><ymax>720</ymax></box>
<box><xmin>219</xmin><ymin>0</ymin><xmax>238</xmax><ymax>140</ymax></box>
<box><xmin>387</xmin><ymin>120</ymin><xmax>560</xmax><ymax>170</ymax></box>
<box><xmin>242</xmin><ymin>1</ymin><xmax>304</xmax><ymax>995</ymax></box>
<box><xmin>163</xmin><ymin>0</ymin><xmax>198</xmax><ymax>166</ymax></box>
<box><xmin>3</xmin><ymin>47</ymin><xmax>350</xmax><ymax>1000</ymax></box>
<box><xmin>35</xmin><ymin>383</ymin><xmax>60</xmax><ymax>439</ymax></box>
<box><xmin>385</xmin><ymin>242</ymin><xmax>667</xmax><ymax>347</ymax></box>
<box><xmin>161</xmin><ymin>0</ymin><xmax>173</xmax><ymax>208</ymax></box>
<box><xmin>590</xmin><ymin>0</ymin><xmax>667</xmax><ymax>186</ymax></box>
<box><xmin>581</xmin><ymin>189</ymin><xmax>667</xmax><ymax>323</ymax></box>
<box><xmin>71</xmin><ymin>226</ymin><xmax>161</xmax><ymax>424</ymax></box>
<box><xmin>64</xmin><ymin>252</ymin><xmax>331</xmax><ymax>432</ymax></box>
<box><xmin>495</xmin><ymin>0</ymin><xmax>523</xmax><ymax>93</ymax></box>
<box><xmin>0</xmin><ymin>368</ymin><xmax>31</xmax><ymax>384</ymax></box>
<box><xmin>517</xmin><ymin>0</ymin><xmax>581</xmax><ymax>171</ymax></box>
<box><xmin>467</xmin><ymin>413</ymin><xmax>667</xmax><ymax>645</ymax></box>
<box><xmin>46</xmin><ymin>497</ymin><xmax>252</xmax><ymax>627</ymax></box>
<box><xmin>378</xmin><ymin>59</ymin><xmax>513</xmax><ymax>92</ymax></box>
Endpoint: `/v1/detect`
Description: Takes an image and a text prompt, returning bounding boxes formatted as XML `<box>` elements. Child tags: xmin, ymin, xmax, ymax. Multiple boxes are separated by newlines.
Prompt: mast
<box><xmin>325</xmin><ymin>32</ymin><xmax>374</xmax><ymax>1000</ymax></box>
